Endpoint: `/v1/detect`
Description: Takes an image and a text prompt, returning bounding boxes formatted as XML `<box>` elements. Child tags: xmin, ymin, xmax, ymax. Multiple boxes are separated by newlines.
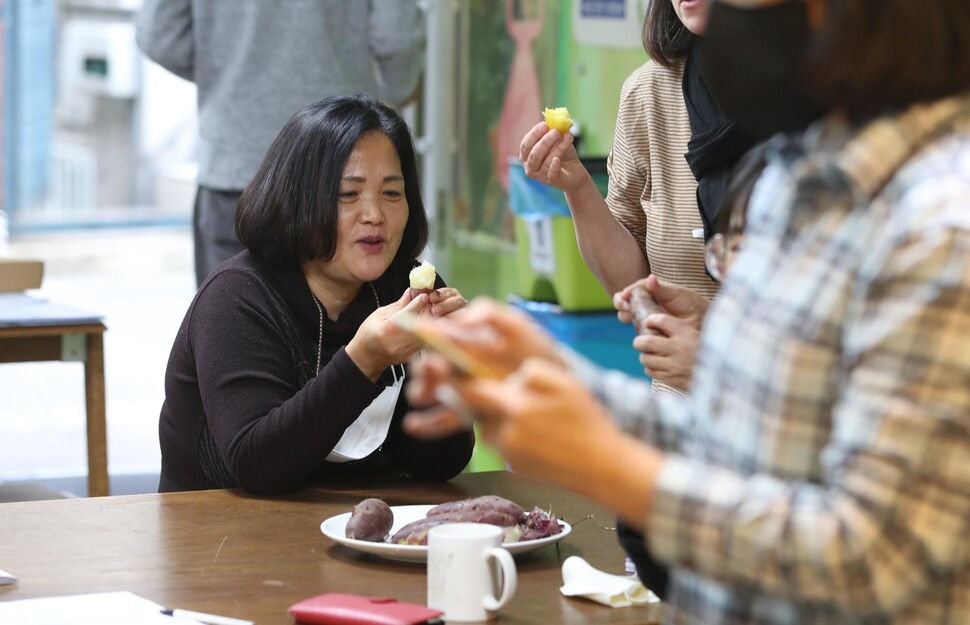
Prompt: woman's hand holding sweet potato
<box><xmin>519</xmin><ymin>121</ymin><xmax>588</xmax><ymax>194</ymax></box>
<box><xmin>614</xmin><ymin>274</ymin><xmax>709</xmax><ymax>331</ymax></box>
<box><xmin>347</xmin><ymin>290</ymin><xmax>429</xmax><ymax>381</ymax></box>
<box><xmin>614</xmin><ymin>275</ymin><xmax>710</xmax><ymax>391</ymax></box>
<box><xmin>425</xmin><ymin>287</ymin><xmax>467</xmax><ymax>318</ymax></box>
<box><xmin>632</xmin><ymin>315</ymin><xmax>701</xmax><ymax>391</ymax></box>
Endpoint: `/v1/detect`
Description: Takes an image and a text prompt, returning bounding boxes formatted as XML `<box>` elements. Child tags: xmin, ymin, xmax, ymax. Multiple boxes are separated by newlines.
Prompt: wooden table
<box><xmin>0</xmin><ymin>471</ymin><xmax>663</xmax><ymax>624</ymax></box>
<box><xmin>0</xmin><ymin>294</ymin><xmax>108</xmax><ymax>497</ymax></box>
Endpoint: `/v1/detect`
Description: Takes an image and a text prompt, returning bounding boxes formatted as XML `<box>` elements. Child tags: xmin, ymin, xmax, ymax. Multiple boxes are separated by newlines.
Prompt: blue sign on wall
<box><xmin>579</xmin><ymin>0</ymin><xmax>626</xmax><ymax>19</ymax></box>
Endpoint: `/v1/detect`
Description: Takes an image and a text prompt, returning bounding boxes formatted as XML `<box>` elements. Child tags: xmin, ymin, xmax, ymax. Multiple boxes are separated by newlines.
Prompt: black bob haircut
<box><xmin>235</xmin><ymin>94</ymin><xmax>428</xmax><ymax>270</ymax></box>
<box><xmin>642</xmin><ymin>0</ymin><xmax>695</xmax><ymax>69</ymax></box>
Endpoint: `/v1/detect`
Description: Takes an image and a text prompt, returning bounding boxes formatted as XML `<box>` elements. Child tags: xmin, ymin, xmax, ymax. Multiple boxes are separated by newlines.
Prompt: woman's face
<box><xmin>320</xmin><ymin>131</ymin><xmax>409</xmax><ymax>288</ymax></box>
<box><xmin>671</xmin><ymin>0</ymin><xmax>712</xmax><ymax>35</ymax></box>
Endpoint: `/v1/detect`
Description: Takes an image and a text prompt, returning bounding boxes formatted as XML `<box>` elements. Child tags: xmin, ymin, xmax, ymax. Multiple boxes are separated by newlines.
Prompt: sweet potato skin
<box><xmin>426</xmin><ymin>495</ymin><xmax>526</xmax><ymax>523</ymax></box>
<box><xmin>345</xmin><ymin>498</ymin><xmax>393</xmax><ymax>542</ymax></box>
<box><xmin>347</xmin><ymin>495</ymin><xmax>563</xmax><ymax>546</ymax></box>
<box><xmin>630</xmin><ymin>285</ymin><xmax>663</xmax><ymax>336</ymax></box>
<box><xmin>390</xmin><ymin>517</ymin><xmax>445</xmax><ymax>545</ymax></box>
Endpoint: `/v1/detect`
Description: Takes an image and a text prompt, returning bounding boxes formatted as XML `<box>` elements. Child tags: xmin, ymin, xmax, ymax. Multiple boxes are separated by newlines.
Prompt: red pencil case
<box><xmin>288</xmin><ymin>593</ymin><xmax>443</xmax><ymax>625</ymax></box>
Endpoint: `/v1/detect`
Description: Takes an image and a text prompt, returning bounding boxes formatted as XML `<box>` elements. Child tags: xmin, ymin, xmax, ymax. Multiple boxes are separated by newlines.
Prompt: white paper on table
<box><xmin>0</xmin><ymin>567</ymin><xmax>17</xmax><ymax>585</ymax></box>
<box><xmin>560</xmin><ymin>555</ymin><xmax>661</xmax><ymax>608</ymax></box>
<box><xmin>0</xmin><ymin>591</ymin><xmax>203</xmax><ymax>625</ymax></box>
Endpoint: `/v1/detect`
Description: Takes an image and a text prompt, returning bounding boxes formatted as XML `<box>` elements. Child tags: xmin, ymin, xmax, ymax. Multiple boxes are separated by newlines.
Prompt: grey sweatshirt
<box><xmin>136</xmin><ymin>0</ymin><xmax>425</xmax><ymax>190</ymax></box>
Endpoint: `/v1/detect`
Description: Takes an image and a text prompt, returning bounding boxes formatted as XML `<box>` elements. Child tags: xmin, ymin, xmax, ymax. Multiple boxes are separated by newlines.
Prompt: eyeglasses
<box><xmin>705</xmin><ymin>232</ymin><xmax>744</xmax><ymax>282</ymax></box>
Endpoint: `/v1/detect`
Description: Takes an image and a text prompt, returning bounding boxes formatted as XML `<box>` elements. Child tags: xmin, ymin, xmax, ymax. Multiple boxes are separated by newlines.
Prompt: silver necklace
<box><xmin>311</xmin><ymin>282</ymin><xmax>380</xmax><ymax>374</ymax></box>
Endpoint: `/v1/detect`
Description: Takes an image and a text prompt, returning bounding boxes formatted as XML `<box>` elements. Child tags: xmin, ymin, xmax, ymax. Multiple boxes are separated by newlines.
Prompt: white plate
<box><xmin>320</xmin><ymin>504</ymin><xmax>571</xmax><ymax>563</ymax></box>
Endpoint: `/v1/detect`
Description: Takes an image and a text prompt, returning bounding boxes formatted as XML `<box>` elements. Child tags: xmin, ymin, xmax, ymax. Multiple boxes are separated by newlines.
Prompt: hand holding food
<box><xmin>519</xmin><ymin>116</ymin><xmax>583</xmax><ymax>195</ymax></box>
<box><xmin>614</xmin><ymin>278</ymin><xmax>707</xmax><ymax>390</ymax></box>
<box><xmin>630</xmin><ymin>285</ymin><xmax>664</xmax><ymax>337</ymax></box>
<box><xmin>633</xmin><ymin>315</ymin><xmax>701</xmax><ymax>392</ymax></box>
<box><xmin>542</xmin><ymin>107</ymin><xmax>573</xmax><ymax>134</ymax></box>
<box><xmin>346</xmin><ymin>293</ymin><xmax>429</xmax><ymax>380</ymax></box>
<box><xmin>616</xmin><ymin>276</ymin><xmax>710</xmax><ymax>332</ymax></box>
<box><xmin>426</xmin><ymin>287</ymin><xmax>468</xmax><ymax>318</ymax></box>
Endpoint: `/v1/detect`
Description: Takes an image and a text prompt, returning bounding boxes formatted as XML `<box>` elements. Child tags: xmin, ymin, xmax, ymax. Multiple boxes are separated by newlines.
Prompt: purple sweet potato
<box><xmin>390</xmin><ymin>518</ymin><xmax>445</xmax><ymax>545</ymax></box>
<box><xmin>519</xmin><ymin>506</ymin><xmax>563</xmax><ymax>541</ymax></box>
<box><xmin>428</xmin><ymin>509</ymin><xmax>518</xmax><ymax>527</ymax></box>
<box><xmin>630</xmin><ymin>285</ymin><xmax>663</xmax><ymax>336</ymax></box>
<box><xmin>345</xmin><ymin>498</ymin><xmax>393</xmax><ymax>542</ymax></box>
<box><xmin>388</xmin><ymin>498</ymin><xmax>563</xmax><ymax>545</ymax></box>
<box><xmin>426</xmin><ymin>496</ymin><xmax>526</xmax><ymax>523</ymax></box>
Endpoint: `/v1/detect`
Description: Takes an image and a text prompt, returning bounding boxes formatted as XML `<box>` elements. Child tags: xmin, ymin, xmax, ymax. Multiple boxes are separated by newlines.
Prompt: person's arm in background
<box><xmin>519</xmin><ymin>125</ymin><xmax>649</xmax><ymax>295</ymax></box>
<box><xmin>519</xmin><ymin>73</ymin><xmax>652</xmax><ymax>295</ymax></box>
<box><xmin>368</xmin><ymin>0</ymin><xmax>426</xmax><ymax>107</ymax></box>
<box><xmin>614</xmin><ymin>275</ymin><xmax>710</xmax><ymax>391</ymax></box>
<box><xmin>135</xmin><ymin>0</ymin><xmax>195</xmax><ymax>82</ymax></box>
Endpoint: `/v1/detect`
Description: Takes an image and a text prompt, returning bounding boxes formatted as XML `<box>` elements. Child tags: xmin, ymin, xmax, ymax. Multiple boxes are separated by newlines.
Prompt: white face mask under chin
<box><xmin>326</xmin><ymin>364</ymin><xmax>405</xmax><ymax>463</ymax></box>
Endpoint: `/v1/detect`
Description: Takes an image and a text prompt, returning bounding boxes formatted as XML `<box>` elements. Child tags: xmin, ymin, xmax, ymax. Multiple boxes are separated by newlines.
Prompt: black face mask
<box><xmin>697</xmin><ymin>1</ymin><xmax>825</xmax><ymax>141</ymax></box>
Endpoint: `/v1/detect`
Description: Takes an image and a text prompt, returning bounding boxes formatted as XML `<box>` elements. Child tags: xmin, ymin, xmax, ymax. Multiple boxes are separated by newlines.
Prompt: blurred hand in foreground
<box><xmin>404</xmin><ymin>297</ymin><xmax>563</xmax><ymax>439</ymax></box>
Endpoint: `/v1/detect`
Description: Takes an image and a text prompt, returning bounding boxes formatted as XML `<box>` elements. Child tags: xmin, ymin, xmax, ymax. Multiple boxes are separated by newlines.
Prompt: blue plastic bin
<box><xmin>508</xmin><ymin>159</ymin><xmax>615</xmax><ymax>311</ymax></box>
<box><xmin>509</xmin><ymin>296</ymin><xmax>647</xmax><ymax>379</ymax></box>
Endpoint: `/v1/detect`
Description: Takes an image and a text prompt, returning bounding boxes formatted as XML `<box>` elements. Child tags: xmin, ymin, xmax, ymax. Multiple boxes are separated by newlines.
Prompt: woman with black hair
<box><xmin>520</xmin><ymin>0</ymin><xmax>780</xmax><ymax>396</ymax></box>
<box><xmin>523</xmin><ymin>0</ymin><xmax>778</xmax><ymax>596</ymax></box>
<box><xmin>407</xmin><ymin>1</ymin><xmax>970</xmax><ymax>623</ymax></box>
<box><xmin>158</xmin><ymin>95</ymin><xmax>474</xmax><ymax>494</ymax></box>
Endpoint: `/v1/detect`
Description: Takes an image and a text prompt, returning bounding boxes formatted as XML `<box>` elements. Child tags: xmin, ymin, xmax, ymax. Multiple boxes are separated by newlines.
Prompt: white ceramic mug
<box><xmin>427</xmin><ymin>522</ymin><xmax>517</xmax><ymax>622</ymax></box>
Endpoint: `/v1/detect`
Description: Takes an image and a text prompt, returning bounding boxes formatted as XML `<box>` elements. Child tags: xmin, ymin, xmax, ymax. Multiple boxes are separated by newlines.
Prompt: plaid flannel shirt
<box><xmin>571</xmin><ymin>94</ymin><xmax>970</xmax><ymax>624</ymax></box>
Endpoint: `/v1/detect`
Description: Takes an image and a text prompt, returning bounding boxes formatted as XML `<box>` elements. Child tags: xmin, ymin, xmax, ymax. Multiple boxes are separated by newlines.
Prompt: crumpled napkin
<box><xmin>560</xmin><ymin>556</ymin><xmax>660</xmax><ymax>608</ymax></box>
<box><xmin>0</xmin><ymin>568</ymin><xmax>16</xmax><ymax>586</ymax></box>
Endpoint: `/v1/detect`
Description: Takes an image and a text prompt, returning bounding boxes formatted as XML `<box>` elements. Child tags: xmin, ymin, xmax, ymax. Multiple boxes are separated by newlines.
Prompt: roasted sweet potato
<box><xmin>426</xmin><ymin>495</ymin><xmax>526</xmax><ymax>523</ymax></box>
<box><xmin>384</xmin><ymin>496</ymin><xmax>564</xmax><ymax>545</ymax></box>
<box><xmin>427</xmin><ymin>509</ymin><xmax>519</xmax><ymax>527</ymax></box>
<box><xmin>345</xmin><ymin>498</ymin><xmax>393</xmax><ymax>542</ymax></box>
<box><xmin>630</xmin><ymin>285</ymin><xmax>663</xmax><ymax>336</ymax></box>
<box><xmin>390</xmin><ymin>517</ymin><xmax>445</xmax><ymax>545</ymax></box>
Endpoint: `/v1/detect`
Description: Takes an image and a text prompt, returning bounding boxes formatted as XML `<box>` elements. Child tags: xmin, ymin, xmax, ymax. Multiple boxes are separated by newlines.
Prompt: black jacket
<box><xmin>158</xmin><ymin>251</ymin><xmax>474</xmax><ymax>493</ymax></box>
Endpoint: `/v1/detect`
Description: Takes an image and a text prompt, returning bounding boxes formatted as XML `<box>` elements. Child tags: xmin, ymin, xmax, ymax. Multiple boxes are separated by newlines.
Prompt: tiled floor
<box><xmin>0</xmin><ymin>225</ymin><xmax>197</xmax><ymax>497</ymax></box>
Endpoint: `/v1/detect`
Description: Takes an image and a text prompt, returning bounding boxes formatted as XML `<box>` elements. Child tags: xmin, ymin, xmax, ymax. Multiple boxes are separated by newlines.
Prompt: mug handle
<box><xmin>482</xmin><ymin>547</ymin><xmax>517</xmax><ymax>612</ymax></box>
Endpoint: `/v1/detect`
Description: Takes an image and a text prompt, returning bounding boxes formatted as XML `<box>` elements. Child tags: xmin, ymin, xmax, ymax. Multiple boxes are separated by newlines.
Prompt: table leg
<box><xmin>84</xmin><ymin>332</ymin><xmax>109</xmax><ymax>497</ymax></box>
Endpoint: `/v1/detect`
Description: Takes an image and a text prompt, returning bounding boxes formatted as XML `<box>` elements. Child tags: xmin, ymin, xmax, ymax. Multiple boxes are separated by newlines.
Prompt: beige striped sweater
<box><xmin>606</xmin><ymin>59</ymin><xmax>719</xmax><ymax>301</ymax></box>
<box><xmin>605</xmin><ymin>59</ymin><xmax>720</xmax><ymax>394</ymax></box>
